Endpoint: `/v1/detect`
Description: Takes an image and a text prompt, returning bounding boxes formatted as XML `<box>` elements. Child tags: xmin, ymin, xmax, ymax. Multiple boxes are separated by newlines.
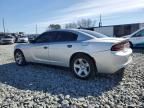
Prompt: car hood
<box><xmin>14</xmin><ymin>43</ymin><xmax>29</xmax><ymax>49</ymax></box>
<box><xmin>1</xmin><ymin>38</ymin><xmax>13</xmax><ymax>40</ymax></box>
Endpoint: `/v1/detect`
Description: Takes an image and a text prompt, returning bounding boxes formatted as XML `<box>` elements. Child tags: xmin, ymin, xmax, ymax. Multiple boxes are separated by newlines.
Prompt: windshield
<box><xmin>80</xmin><ymin>29</ymin><xmax>108</xmax><ymax>38</ymax></box>
<box><xmin>4</xmin><ymin>36</ymin><xmax>13</xmax><ymax>38</ymax></box>
<box><xmin>20</xmin><ymin>36</ymin><xmax>27</xmax><ymax>38</ymax></box>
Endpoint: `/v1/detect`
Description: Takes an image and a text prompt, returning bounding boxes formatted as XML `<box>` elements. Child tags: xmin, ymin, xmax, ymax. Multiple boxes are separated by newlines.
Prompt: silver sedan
<box><xmin>14</xmin><ymin>29</ymin><xmax>132</xmax><ymax>79</ymax></box>
<box><xmin>0</xmin><ymin>35</ymin><xmax>15</xmax><ymax>44</ymax></box>
<box><xmin>17</xmin><ymin>36</ymin><xmax>29</xmax><ymax>43</ymax></box>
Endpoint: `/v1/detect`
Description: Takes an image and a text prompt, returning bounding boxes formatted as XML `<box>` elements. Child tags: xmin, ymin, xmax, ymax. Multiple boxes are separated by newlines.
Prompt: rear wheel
<box><xmin>70</xmin><ymin>54</ymin><xmax>96</xmax><ymax>79</ymax></box>
<box><xmin>14</xmin><ymin>50</ymin><xmax>27</xmax><ymax>66</ymax></box>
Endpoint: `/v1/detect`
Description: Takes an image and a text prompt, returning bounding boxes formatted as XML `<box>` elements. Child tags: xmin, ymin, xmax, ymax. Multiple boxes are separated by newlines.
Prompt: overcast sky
<box><xmin>0</xmin><ymin>0</ymin><xmax>144</xmax><ymax>34</ymax></box>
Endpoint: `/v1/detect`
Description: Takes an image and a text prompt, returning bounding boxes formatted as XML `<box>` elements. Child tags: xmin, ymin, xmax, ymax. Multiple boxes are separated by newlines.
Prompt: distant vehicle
<box><xmin>123</xmin><ymin>28</ymin><xmax>144</xmax><ymax>48</ymax></box>
<box><xmin>17</xmin><ymin>36</ymin><xmax>29</xmax><ymax>43</ymax></box>
<box><xmin>28</xmin><ymin>37</ymin><xmax>35</xmax><ymax>42</ymax></box>
<box><xmin>14</xmin><ymin>29</ymin><xmax>132</xmax><ymax>79</ymax></box>
<box><xmin>0</xmin><ymin>35</ymin><xmax>15</xmax><ymax>44</ymax></box>
<box><xmin>28</xmin><ymin>34</ymin><xmax>39</xmax><ymax>42</ymax></box>
<box><xmin>11</xmin><ymin>33</ymin><xmax>18</xmax><ymax>43</ymax></box>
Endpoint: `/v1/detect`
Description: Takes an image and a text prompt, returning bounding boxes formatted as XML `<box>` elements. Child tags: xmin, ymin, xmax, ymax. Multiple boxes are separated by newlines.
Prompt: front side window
<box><xmin>132</xmin><ymin>30</ymin><xmax>144</xmax><ymax>37</ymax></box>
<box><xmin>56</xmin><ymin>31</ymin><xmax>78</xmax><ymax>42</ymax></box>
<box><xmin>34</xmin><ymin>32</ymin><xmax>57</xmax><ymax>43</ymax></box>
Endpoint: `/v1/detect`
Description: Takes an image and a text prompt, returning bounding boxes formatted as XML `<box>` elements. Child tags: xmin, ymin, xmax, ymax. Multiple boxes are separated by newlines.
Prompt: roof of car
<box><xmin>44</xmin><ymin>29</ymin><xmax>98</xmax><ymax>39</ymax></box>
<box><xmin>45</xmin><ymin>29</ymin><xmax>98</xmax><ymax>35</ymax></box>
<box><xmin>46</xmin><ymin>28</ymin><xmax>90</xmax><ymax>33</ymax></box>
<box><xmin>45</xmin><ymin>29</ymin><xmax>80</xmax><ymax>32</ymax></box>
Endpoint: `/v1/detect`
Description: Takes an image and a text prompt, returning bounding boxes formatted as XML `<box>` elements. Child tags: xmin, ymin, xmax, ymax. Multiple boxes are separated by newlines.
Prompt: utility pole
<box><xmin>7</xmin><ymin>29</ymin><xmax>9</xmax><ymax>33</ymax></box>
<box><xmin>2</xmin><ymin>18</ymin><xmax>6</xmax><ymax>34</ymax></box>
<box><xmin>36</xmin><ymin>24</ymin><xmax>38</xmax><ymax>34</ymax></box>
<box><xmin>99</xmin><ymin>14</ymin><xmax>102</xmax><ymax>27</ymax></box>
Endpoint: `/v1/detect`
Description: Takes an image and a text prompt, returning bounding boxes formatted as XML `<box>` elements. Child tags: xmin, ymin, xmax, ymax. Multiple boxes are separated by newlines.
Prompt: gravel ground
<box><xmin>0</xmin><ymin>44</ymin><xmax>143</xmax><ymax>108</ymax></box>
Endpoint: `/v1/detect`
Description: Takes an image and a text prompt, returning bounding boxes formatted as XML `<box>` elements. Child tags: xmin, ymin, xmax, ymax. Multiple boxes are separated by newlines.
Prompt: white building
<box><xmin>94</xmin><ymin>26</ymin><xmax>113</xmax><ymax>37</ymax></box>
<box><xmin>93</xmin><ymin>23</ymin><xmax>144</xmax><ymax>37</ymax></box>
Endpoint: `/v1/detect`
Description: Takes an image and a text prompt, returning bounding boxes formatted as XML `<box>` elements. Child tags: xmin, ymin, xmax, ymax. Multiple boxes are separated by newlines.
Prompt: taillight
<box><xmin>111</xmin><ymin>40</ymin><xmax>130</xmax><ymax>51</ymax></box>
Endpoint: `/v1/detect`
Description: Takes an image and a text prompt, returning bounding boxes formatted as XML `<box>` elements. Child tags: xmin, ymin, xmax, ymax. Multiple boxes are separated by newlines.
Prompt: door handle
<box><xmin>43</xmin><ymin>46</ymin><xmax>48</xmax><ymax>49</ymax></box>
<box><xmin>67</xmin><ymin>45</ymin><xmax>72</xmax><ymax>48</ymax></box>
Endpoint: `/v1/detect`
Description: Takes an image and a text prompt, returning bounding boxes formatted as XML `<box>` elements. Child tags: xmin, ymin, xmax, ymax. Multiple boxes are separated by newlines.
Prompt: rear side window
<box><xmin>80</xmin><ymin>29</ymin><xmax>107</xmax><ymax>38</ymax></box>
<box><xmin>56</xmin><ymin>31</ymin><xmax>78</xmax><ymax>42</ymax></box>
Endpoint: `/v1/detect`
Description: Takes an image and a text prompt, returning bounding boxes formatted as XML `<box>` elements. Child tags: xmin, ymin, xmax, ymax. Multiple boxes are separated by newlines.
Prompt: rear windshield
<box><xmin>80</xmin><ymin>29</ymin><xmax>108</xmax><ymax>38</ymax></box>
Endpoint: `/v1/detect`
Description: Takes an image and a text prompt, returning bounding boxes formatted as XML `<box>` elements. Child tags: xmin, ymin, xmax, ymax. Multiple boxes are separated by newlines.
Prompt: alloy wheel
<box><xmin>73</xmin><ymin>58</ymin><xmax>90</xmax><ymax>78</ymax></box>
<box><xmin>15</xmin><ymin>52</ymin><xmax>23</xmax><ymax>65</ymax></box>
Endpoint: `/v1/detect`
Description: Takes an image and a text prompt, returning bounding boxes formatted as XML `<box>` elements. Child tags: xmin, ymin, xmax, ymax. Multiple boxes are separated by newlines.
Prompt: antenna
<box><xmin>99</xmin><ymin>14</ymin><xmax>102</xmax><ymax>27</ymax></box>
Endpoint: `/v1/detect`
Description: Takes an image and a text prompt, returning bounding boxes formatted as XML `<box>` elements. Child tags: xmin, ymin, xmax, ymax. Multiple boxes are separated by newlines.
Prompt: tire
<box><xmin>70</xmin><ymin>54</ymin><xmax>97</xmax><ymax>79</ymax></box>
<box><xmin>14</xmin><ymin>50</ymin><xmax>27</xmax><ymax>66</ymax></box>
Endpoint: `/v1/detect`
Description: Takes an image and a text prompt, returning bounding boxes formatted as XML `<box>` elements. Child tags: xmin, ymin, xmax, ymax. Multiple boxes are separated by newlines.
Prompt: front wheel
<box><xmin>70</xmin><ymin>54</ymin><xmax>96</xmax><ymax>79</ymax></box>
<box><xmin>14</xmin><ymin>50</ymin><xmax>27</xmax><ymax>66</ymax></box>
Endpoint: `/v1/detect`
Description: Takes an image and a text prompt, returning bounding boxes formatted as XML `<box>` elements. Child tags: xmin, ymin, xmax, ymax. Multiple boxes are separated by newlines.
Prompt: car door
<box><xmin>48</xmin><ymin>31</ymin><xmax>78</xmax><ymax>66</ymax></box>
<box><xmin>30</xmin><ymin>32</ymin><xmax>56</xmax><ymax>63</ymax></box>
<box><xmin>131</xmin><ymin>29</ymin><xmax>144</xmax><ymax>47</ymax></box>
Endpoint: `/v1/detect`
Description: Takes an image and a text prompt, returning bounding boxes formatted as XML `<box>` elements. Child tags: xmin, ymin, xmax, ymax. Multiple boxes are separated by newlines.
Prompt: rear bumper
<box><xmin>93</xmin><ymin>49</ymin><xmax>132</xmax><ymax>73</ymax></box>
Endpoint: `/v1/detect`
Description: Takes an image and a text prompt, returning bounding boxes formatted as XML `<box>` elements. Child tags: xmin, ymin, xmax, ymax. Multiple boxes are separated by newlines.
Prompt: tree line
<box><xmin>48</xmin><ymin>19</ymin><xmax>96</xmax><ymax>30</ymax></box>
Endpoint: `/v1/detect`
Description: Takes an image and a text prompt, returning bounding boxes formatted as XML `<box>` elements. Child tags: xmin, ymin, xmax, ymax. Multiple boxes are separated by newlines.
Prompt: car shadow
<box><xmin>0</xmin><ymin>62</ymin><xmax>124</xmax><ymax>98</ymax></box>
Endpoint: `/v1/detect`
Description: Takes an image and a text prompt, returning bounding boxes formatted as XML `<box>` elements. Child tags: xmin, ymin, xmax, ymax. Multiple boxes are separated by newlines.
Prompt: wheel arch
<box><xmin>14</xmin><ymin>49</ymin><xmax>23</xmax><ymax>54</ymax></box>
<box><xmin>14</xmin><ymin>48</ymin><xmax>27</xmax><ymax>65</ymax></box>
<box><xmin>14</xmin><ymin>49</ymin><xmax>26</xmax><ymax>60</ymax></box>
<box><xmin>69</xmin><ymin>52</ymin><xmax>96</xmax><ymax>68</ymax></box>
